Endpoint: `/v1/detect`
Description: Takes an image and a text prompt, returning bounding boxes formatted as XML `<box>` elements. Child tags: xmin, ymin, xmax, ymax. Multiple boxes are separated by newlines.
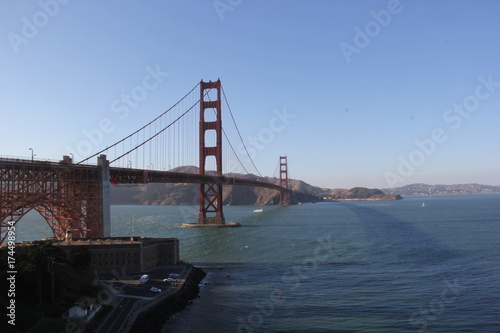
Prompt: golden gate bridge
<box><xmin>0</xmin><ymin>80</ymin><xmax>291</xmax><ymax>244</ymax></box>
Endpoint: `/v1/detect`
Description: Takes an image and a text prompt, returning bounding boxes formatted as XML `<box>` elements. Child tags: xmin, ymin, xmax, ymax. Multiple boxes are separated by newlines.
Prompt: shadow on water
<box><xmin>339</xmin><ymin>202</ymin><xmax>462</xmax><ymax>266</ymax></box>
<box><xmin>337</xmin><ymin>201</ymin><xmax>500</xmax><ymax>332</ymax></box>
<box><xmin>164</xmin><ymin>200</ymin><xmax>500</xmax><ymax>332</ymax></box>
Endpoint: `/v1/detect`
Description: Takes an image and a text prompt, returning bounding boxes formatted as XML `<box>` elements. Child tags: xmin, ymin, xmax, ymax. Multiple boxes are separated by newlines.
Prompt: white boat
<box><xmin>421</xmin><ymin>202</ymin><xmax>425</xmax><ymax>207</ymax></box>
<box><xmin>253</xmin><ymin>209</ymin><xmax>263</xmax><ymax>213</ymax></box>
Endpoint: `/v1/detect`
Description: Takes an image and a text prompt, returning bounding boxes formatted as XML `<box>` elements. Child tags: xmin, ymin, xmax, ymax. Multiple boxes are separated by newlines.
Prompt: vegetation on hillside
<box><xmin>0</xmin><ymin>241</ymin><xmax>100</xmax><ymax>332</ymax></box>
<box><xmin>345</xmin><ymin>187</ymin><xmax>384</xmax><ymax>199</ymax></box>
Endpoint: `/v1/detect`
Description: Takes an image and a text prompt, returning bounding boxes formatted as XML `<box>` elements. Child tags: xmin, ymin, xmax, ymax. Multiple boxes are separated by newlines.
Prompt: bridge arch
<box><xmin>1</xmin><ymin>192</ymin><xmax>91</xmax><ymax>244</ymax></box>
<box><xmin>0</xmin><ymin>157</ymin><xmax>106</xmax><ymax>245</ymax></box>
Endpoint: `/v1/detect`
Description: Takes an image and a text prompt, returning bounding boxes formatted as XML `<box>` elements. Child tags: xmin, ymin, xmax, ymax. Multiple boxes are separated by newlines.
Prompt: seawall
<box><xmin>128</xmin><ymin>265</ymin><xmax>206</xmax><ymax>332</ymax></box>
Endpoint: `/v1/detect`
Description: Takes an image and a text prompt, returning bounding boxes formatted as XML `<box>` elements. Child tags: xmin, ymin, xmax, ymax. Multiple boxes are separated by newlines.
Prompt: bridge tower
<box><xmin>197</xmin><ymin>80</ymin><xmax>225</xmax><ymax>225</ymax></box>
<box><xmin>279</xmin><ymin>156</ymin><xmax>290</xmax><ymax>205</ymax></box>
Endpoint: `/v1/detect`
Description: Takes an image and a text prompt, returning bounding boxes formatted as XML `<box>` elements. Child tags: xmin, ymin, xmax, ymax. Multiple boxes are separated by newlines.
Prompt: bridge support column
<box><xmin>98</xmin><ymin>155</ymin><xmax>111</xmax><ymax>237</ymax></box>
<box><xmin>197</xmin><ymin>80</ymin><xmax>225</xmax><ymax>225</ymax></box>
<box><xmin>183</xmin><ymin>80</ymin><xmax>239</xmax><ymax>228</ymax></box>
<box><xmin>279</xmin><ymin>156</ymin><xmax>290</xmax><ymax>205</ymax></box>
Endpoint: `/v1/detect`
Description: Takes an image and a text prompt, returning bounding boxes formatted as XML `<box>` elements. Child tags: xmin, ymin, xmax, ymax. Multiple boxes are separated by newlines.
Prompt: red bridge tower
<box><xmin>279</xmin><ymin>156</ymin><xmax>290</xmax><ymax>205</ymax></box>
<box><xmin>197</xmin><ymin>80</ymin><xmax>226</xmax><ymax>225</ymax></box>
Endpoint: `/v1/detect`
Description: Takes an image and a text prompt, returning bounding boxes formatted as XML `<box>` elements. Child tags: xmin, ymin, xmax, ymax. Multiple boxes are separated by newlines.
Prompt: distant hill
<box><xmin>382</xmin><ymin>183</ymin><xmax>500</xmax><ymax>196</ymax></box>
<box><xmin>319</xmin><ymin>187</ymin><xmax>402</xmax><ymax>201</ymax></box>
<box><xmin>110</xmin><ymin>167</ymin><xmax>401</xmax><ymax>205</ymax></box>
<box><xmin>110</xmin><ymin>177</ymin><xmax>320</xmax><ymax>206</ymax></box>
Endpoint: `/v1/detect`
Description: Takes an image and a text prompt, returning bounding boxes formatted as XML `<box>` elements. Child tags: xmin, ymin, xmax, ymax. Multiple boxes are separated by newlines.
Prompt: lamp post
<box><xmin>29</xmin><ymin>148</ymin><xmax>34</xmax><ymax>162</ymax></box>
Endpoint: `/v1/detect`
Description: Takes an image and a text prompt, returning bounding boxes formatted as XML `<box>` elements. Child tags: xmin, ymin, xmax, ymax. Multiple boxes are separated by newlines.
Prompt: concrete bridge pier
<box><xmin>98</xmin><ymin>155</ymin><xmax>111</xmax><ymax>237</ymax></box>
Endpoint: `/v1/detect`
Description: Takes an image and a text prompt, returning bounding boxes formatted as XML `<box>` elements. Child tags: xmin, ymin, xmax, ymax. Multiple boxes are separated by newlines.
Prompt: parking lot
<box><xmin>101</xmin><ymin>264</ymin><xmax>188</xmax><ymax>299</ymax></box>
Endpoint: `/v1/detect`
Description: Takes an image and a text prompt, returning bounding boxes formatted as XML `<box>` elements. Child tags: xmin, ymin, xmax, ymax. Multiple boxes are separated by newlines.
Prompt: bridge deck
<box><xmin>110</xmin><ymin>167</ymin><xmax>289</xmax><ymax>192</ymax></box>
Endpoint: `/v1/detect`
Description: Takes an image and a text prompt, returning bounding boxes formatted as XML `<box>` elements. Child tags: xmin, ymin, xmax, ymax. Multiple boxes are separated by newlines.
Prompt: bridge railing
<box><xmin>0</xmin><ymin>155</ymin><xmax>59</xmax><ymax>163</ymax></box>
<box><xmin>109</xmin><ymin>167</ymin><xmax>291</xmax><ymax>194</ymax></box>
<box><xmin>0</xmin><ymin>155</ymin><xmax>96</xmax><ymax>167</ymax></box>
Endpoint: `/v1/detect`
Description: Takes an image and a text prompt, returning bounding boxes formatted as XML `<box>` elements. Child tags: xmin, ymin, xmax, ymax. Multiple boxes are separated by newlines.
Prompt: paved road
<box><xmin>94</xmin><ymin>264</ymin><xmax>191</xmax><ymax>332</ymax></box>
<box><xmin>95</xmin><ymin>297</ymin><xmax>137</xmax><ymax>333</ymax></box>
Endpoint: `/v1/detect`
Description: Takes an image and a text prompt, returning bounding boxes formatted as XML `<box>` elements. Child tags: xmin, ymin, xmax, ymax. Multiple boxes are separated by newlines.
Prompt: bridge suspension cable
<box><xmin>109</xmin><ymin>99</ymin><xmax>199</xmax><ymax>164</ymax></box>
<box><xmin>272</xmin><ymin>160</ymin><xmax>280</xmax><ymax>179</ymax></box>
<box><xmin>77</xmin><ymin>81</ymin><xmax>201</xmax><ymax>165</ymax></box>
<box><xmin>220</xmin><ymin>84</ymin><xmax>263</xmax><ymax>178</ymax></box>
<box><xmin>200</xmin><ymin>85</ymin><xmax>252</xmax><ymax>176</ymax></box>
<box><xmin>76</xmin><ymin>80</ymin><xmax>268</xmax><ymax>181</ymax></box>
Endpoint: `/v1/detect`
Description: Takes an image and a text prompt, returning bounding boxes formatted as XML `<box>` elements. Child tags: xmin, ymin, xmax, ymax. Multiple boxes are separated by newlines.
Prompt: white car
<box><xmin>150</xmin><ymin>287</ymin><xmax>162</xmax><ymax>293</ymax></box>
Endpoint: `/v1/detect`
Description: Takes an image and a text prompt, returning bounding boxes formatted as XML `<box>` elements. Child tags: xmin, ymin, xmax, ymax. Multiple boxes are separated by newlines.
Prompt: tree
<box><xmin>17</xmin><ymin>241</ymin><xmax>64</xmax><ymax>303</ymax></box>
<box><xmin>65</xmin><ymin>246</ymin><xmax>91</xmax><ymax>267</ymax></box>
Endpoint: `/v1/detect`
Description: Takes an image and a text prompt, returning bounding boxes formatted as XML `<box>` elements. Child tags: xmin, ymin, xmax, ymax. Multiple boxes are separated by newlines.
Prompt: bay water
<box><xmin>14</xmin><ymin>194</ymin><xmax>500</xmax><ymax>332</ymax></box>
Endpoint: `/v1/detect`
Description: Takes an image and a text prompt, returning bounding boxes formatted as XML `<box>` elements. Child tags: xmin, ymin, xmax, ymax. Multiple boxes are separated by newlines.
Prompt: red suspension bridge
<box><xmin>0</xmin><ymin>80</ymin><xmax>291</xmax><ymax>243</ymax></box>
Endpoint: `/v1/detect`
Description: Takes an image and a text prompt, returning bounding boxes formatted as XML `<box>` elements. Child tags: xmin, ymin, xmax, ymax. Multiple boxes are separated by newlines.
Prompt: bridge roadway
<box><xmin>0</xmin><ymin>157</ymin><xmax>288</xmax><ymax>192</ymax></box>
<box><xmin>110</xmin><ymin>167</ymin><xmax>289</xmax><ymax>192</ymax></box>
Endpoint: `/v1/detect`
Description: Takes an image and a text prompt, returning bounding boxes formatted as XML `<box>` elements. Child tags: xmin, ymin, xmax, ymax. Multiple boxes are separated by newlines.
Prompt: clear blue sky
<box><xmin>1</xmin><ymin>0</ymin><xmax>499</xmax><ymax>189</ymax></box>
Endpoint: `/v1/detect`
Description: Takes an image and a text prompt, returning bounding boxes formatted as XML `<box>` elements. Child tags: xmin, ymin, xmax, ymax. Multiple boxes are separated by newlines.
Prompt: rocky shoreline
<box><xmin>334</xmin><ymin>194</ymin><xmax>403</xmax><ymax>201</ymax></box>
<box><xmin>129</xmin><ymin>266</ymin><xmax>206</xmax><ymax>333</ymax></box>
